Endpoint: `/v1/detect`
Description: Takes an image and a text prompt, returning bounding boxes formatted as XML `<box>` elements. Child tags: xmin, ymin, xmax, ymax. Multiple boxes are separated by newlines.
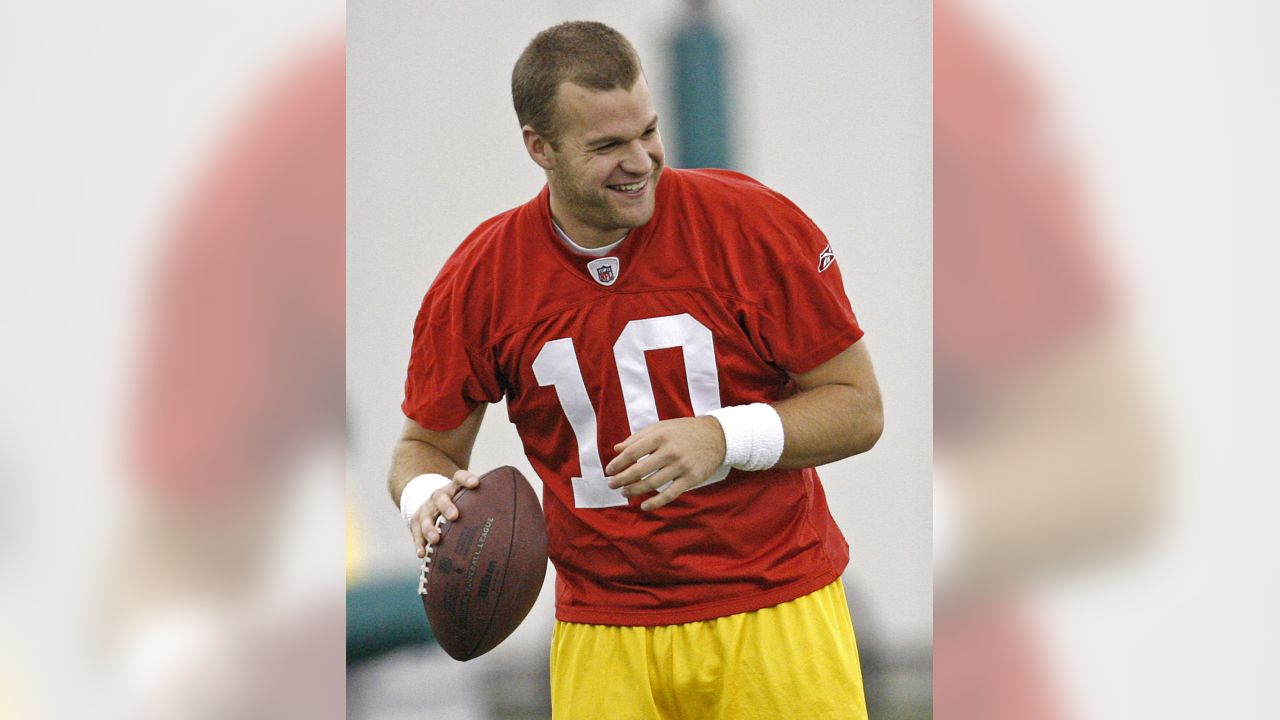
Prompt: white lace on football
<box><xmin>418</xmin><ymin>514</ymin><xmax>449</xmax><ymax>596</ymax></box>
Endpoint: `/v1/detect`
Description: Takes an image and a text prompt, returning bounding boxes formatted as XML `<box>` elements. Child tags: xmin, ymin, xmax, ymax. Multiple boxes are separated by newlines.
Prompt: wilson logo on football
<box><xmin>818</xmin><ymin>245</ymin><xmax>836</xmax><ymax>273</ymax></box>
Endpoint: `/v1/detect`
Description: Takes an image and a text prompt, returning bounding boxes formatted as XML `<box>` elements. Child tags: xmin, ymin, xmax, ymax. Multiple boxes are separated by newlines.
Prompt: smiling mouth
<box><xmin>607</xmin><ymin>179</ymin><xmax>647</xmax><ymax>194</ymax></box>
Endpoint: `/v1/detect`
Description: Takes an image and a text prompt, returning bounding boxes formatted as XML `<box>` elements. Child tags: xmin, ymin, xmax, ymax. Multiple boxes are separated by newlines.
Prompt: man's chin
<box><xmin>616</xmin><ymin>186</ymin><xmax>658</xmax><ymax>226</ymax></box>
<box><xmin>616</xmin><ymin>203</ymin><xmax>655</xmax><ymax>229</ymax></box>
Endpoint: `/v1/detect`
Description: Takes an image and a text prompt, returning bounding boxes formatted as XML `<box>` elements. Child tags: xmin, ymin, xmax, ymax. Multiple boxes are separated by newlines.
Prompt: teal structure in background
<box><xmin>671</xmin><ymin>4</ymin><xmax>734</xmax><ymax>170</ymax></box>
<box><xmin>347</xmin><ymin>576</ymin><xmax>434</xmax><ymax>664</ymax></box>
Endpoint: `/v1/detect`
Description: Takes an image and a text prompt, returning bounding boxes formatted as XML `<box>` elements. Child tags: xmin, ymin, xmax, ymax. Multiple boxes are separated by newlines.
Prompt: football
<box><xmin>418</xmin><ymin>465</ymin><xmax>548</xmax><ymax>661</ymax></box>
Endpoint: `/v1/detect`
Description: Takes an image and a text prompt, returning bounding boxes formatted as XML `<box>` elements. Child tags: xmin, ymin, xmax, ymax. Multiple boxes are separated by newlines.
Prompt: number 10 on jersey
<box><xmin>531</xmin><ymin>313</ymin><xmax>731</xmax><ymax>509</ymax></box>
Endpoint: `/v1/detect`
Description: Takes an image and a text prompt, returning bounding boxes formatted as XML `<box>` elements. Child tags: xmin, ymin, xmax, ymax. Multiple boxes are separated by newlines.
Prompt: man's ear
<box><xmin>523</xmin><ymin>125</ymin><xmax>555</xmax><ymax>171</ymax></box>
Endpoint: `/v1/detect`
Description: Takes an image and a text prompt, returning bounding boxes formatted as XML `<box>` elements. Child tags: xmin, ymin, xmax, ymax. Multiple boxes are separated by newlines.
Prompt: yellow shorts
<box><xmin>550</xmin><ymin>580</ymin><xmax>868</xmax><ymax>720</ymax></box>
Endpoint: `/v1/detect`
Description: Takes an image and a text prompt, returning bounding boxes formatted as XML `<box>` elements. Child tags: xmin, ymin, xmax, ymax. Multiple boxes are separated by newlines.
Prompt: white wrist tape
<box><xmin>707</xmin><ymin>403</ymin><xmax>785</xmax><ymax>471</ymax></box>
<box><xmin>399</xmin><ymin>473</ymin><xmax>452</xmax><ymax>528</ymax></box>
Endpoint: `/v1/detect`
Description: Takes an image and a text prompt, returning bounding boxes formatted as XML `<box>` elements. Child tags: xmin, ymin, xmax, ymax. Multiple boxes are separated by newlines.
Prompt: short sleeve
<box><xmin>749</xmin><ymin>196</ymin><xmax>864</xmax><ymax>374</ymax></box>
<box><xmin>401</xmin><ymin>284</ymin><xmax>504</xmax><ymax>431</ymax></box>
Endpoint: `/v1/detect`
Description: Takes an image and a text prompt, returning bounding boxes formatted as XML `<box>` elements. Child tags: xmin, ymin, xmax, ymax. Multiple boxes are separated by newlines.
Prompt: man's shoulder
<box><xmin>661</xmin><ymin>169</ymin><xmax>832</xmax><ymax>284</ymax></box>
<box><xmin>665</xmin><ymin>168</ymin><xmax>821</xmax><ymax>243</ymax></box>
<box><xmin>462</xmin><ymin>194</ymin><xmax>542</xmax><ymax>252</ymax></box>
<box><xmin>436</xmin><ymin>190</ymin><xmax>545</xmax><ymax>278</ymax></box>
<box><xmin>666</xmin><ymin>168</ymin><xmax>804</xmax><ymax>219</ymax></box>
<box><xmin>415</xmin><ymin>197</ymin><xmax>539</xmax><ymax>339</ymax></box>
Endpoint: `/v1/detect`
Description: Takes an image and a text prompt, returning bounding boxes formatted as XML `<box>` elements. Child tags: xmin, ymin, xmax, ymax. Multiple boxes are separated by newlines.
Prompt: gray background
<box><xmin>348</xmin><ymin>1</ymin><xmax>930</xmax><ymax>715</ymax></box>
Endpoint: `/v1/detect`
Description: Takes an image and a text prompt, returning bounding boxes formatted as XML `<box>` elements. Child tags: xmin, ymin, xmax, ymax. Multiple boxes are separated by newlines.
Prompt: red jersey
<box><xmin>403</xmin><ymin>168</ymin><xmax>864</xmax><ymax>625</ymax></box>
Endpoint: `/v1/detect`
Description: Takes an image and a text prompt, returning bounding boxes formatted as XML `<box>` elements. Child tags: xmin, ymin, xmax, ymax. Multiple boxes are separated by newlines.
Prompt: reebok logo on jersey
<box><xmin>818</xmin><ymin>244</ymin><xmax>836</xmax><ymax>272</ymax></box>
<box><xmin>587</xmin><ymin>257</ymin><xmax>620</xmax><ymax>286</ymax></box>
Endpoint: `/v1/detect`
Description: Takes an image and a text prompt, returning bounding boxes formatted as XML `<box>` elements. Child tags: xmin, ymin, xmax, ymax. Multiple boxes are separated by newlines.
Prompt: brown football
<box><xmin>418</xmin><ymin>465</ymin><xmax>548</xmax><ymax>661</ymax></box>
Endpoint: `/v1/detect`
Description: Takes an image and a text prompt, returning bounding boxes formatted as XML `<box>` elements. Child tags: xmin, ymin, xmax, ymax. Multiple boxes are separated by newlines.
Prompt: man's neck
<box><xmin>552</xmin><ymin>220</ymin><xmax>624</xmax><ymax>257</ymax></box>
<box><xmin>548</xmin><ymin>200</ymin><xmax>626</xmax><ymax>250</ymax></box>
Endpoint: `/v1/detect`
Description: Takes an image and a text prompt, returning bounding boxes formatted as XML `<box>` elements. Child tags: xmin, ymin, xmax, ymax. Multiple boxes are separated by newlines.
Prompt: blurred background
<box><xmin>0</xmin><ymin>1</ymin><xmax>345</xmax><ymax>718</ymax></box>
<box><xmin>935</xmin><ymin>0</ymin><xmax>1280</xmax><ymax>718</ymax></box>
<box><xmin>4</xmin><ymin>0</ymin><xmax>1280</xmax><ymax>718</ymax></box>
<box><xmin>347</xmin><ymin>2</ymin><xmax>932</xmax><ymax>719</ymax></box>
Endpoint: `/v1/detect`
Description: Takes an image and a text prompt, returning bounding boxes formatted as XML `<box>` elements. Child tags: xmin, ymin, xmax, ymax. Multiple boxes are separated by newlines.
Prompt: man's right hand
<box><xmin>410</xmin><ymin>469</ymin><xmax>480</xmax><ymax>558</ymax></box>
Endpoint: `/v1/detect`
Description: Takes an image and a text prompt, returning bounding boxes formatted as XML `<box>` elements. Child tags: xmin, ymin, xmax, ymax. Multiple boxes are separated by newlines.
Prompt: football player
<box><xmin>390</xmin><ymin>21</ymin><xmax>883</xmax><ymax>719</ymax></box>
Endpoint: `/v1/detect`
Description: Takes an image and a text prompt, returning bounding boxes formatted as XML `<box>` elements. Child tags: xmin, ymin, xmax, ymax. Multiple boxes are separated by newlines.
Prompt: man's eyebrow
<box><xmin>586</xmin><ymin>116</ymin><xmax>659</xmax><ymax>148</ymax></box>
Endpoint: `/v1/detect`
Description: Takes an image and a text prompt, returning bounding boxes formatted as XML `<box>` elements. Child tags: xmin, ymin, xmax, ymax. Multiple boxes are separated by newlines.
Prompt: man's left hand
<box><xmin>606</xmin><ymin>416</ymin><xmax>727</xmax><ymax>511</ymax></box>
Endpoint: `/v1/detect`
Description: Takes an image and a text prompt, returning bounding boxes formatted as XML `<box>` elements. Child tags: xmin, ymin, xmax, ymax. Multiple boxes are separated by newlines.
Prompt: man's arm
<box><xmin>606</xmin><ymin>340</ymin><xmax>883</xmax><ymax>510</ymax></box>
<box><xmin>388</xmin><ymin>404</ymin><xmax>487</xmax><ymax>557</ymax></box>
<box><xmin>773</xmin><ymin>338</ymin><xmax>883</xmax><ymax>468</ymax></box>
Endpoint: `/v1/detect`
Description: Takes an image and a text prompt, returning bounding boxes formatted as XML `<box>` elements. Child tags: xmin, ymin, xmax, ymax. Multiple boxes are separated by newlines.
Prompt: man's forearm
<box><xmin>772</xmin><ymin>382</ymin><xmax>883</xmax><ymax>470</ymax></box>
<box><xmin>388</xmin><ymin>438</ymin><xmax>463</xmax><ymax>507</ymax></box>
<box><xmin>388</xmin><ymin>407</ymin><xmax>487</xmax><ymax>507</ymax></box>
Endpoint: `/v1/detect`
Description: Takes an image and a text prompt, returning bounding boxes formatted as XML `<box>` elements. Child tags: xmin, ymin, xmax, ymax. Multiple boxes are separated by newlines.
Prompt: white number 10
<box><xmin>531</xmin><ymin>313</ymin><xmax>730</xmax><ymax>508</ymax></box>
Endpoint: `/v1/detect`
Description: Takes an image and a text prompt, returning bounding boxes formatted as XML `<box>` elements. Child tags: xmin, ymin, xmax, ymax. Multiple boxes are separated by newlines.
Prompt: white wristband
<box><xmin>399</xmin><ymin>473</ymin><xmax>452</xmax><ymax>528</ymax></box>
<box><xmin>707</xmin><ymin>403</ymin><xmax>785</xmax><ymax>471</ymax></box>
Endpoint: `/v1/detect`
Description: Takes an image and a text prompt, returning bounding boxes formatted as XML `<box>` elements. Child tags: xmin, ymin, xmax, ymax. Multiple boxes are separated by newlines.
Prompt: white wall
<box><xmin>347</xmin><ymin>0</ymin><xmax>932</xmax><ymax>650</ymax></box>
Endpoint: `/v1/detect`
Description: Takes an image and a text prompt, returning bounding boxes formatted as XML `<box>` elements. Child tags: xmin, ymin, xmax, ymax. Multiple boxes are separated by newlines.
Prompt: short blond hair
<box><xmin>512</xmin><ymin>21</ymin><xmax>643</xmax><ymax>143</ymax></box>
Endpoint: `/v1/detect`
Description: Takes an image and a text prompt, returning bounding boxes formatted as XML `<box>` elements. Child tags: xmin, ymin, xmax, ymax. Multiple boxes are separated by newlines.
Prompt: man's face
<box><xmin>541</xmin><ymin>76</ymin><xmax>666</xmax><ymax>246</ymax></box>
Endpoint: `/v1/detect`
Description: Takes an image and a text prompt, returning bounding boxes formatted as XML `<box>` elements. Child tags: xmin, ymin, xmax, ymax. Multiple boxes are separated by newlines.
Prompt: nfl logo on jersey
<box><xmin>586</xmin><ymin>257</ymin><xmax>620</xmax><ymax>287</ymax></box>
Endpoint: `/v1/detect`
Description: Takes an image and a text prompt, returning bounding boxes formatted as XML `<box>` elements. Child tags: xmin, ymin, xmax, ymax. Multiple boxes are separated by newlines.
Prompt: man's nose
<box><xmin>619</xmin><ymin>140</ymin><xmax>654</xmax><ymax>175</ymax></box>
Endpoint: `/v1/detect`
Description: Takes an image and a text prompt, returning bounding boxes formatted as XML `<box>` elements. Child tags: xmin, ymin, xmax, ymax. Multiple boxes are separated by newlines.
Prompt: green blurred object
<box><xmin>346</xmin><ymin>574</ymin><xmax>435</xmax><ymax>665</ymax></box>
<box><xmin>672</xmin><ymin>8</ymin><xmax>734</xmax><ymax>170</ymax></box>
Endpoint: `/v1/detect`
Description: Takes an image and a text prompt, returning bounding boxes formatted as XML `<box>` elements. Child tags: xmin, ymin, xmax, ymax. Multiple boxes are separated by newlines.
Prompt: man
<box><xmin>390</xmin><ymin>21</ymin><xmax>882</xmax><ymax>719</ymax></box>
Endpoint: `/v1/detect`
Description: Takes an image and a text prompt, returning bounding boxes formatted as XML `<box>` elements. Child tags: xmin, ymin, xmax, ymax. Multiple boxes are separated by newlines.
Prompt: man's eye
<box><xmin>596</xmin><ymin>142</ymin><xmax>618</xmax><ymax>152</ymax></box>
<box><xmin>642</xmin><ymin>128</ymin><xmax>657</xmax><ymax>137</ymax></box>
